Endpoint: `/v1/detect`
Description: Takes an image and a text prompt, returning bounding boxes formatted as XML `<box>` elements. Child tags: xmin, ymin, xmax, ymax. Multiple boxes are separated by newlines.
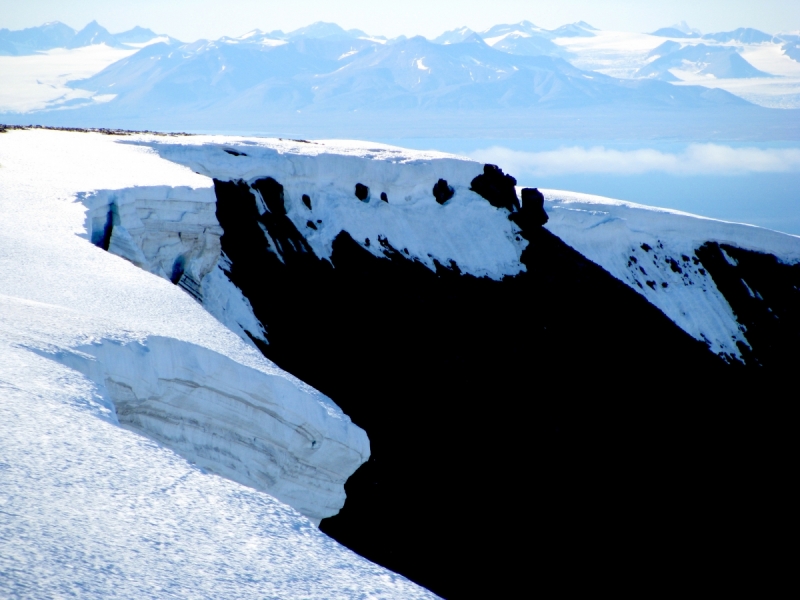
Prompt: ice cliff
<box><xmin>125</xmin><ymin>133</ymin><xmax>799</xmax><ymax>366</ymax></box>
<box><xmin>0</xmin><ymin>128</ymin><xmax>368</xmax><ymax>528</ymax></box>
<box><xmin>3</xmin><ymin>126</ymin><xmax>799</xmax><ymax>599</ymax></box>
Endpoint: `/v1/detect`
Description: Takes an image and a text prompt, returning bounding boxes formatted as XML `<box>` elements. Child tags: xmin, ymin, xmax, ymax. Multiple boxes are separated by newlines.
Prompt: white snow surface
<box><xmin>542</xmin><ymin>189</ymin><xmax>800</xmax><ymax>360</ymax></box>
<box><xmin>0</xmin><ymin>129</ymin><xmax>377</xmax><ymax>527</ymax></box>
<box><xmin>138</xmin><ymin>135</ymin><xmax>527</xmax><ymax>280</ymax></box>
<box><xmin>0</xmin><ymin>338</ymin><xmax>434</xmax><ymax>598</ymax></box>
<box><xmin>0</xmin><ymin>45</ymin><xmax>137</xmax><ymax>112</ymax></box>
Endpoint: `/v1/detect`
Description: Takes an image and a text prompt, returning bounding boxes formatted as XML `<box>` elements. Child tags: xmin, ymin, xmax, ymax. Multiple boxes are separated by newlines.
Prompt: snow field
<box><xmin>0</xmin><ymin>44</ymin><xmax>136</xmax><ymax>112</ymax></box>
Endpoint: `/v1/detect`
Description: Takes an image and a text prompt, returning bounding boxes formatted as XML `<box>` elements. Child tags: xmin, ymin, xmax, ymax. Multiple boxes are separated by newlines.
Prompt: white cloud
<box><xmin>469</xmin><ymin>144</ymin><xmax>800</xmax><ymax>177</ymax></box>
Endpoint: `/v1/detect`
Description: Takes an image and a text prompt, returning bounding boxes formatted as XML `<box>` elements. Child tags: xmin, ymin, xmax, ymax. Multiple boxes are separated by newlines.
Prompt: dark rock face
<box><xmin>432</xmin><ymin>178</ymin><xmax>455</xmax><ymax>204</ymax></box>
<box><xmin>209</xmin><ymin>176</ymin><xmax>767</xmax><ymax>598</ymax></box>
<box><xmin>355</xmin><ymin>183</ymin><xmax>369</xmax><ymax>201</ymax></box>
<box><xmin>510</xmin><ymin>187</ymin><xmax>548</xmax><ymax>234</ymax></box>
<box><xmin>696</xmin><ymin>242</ymin><xmax>800</xmax><ymax>367</ymax></box>
<box><xmin>470</xmin><ymin>164</ymin><xmax>520</xmax><ymax>212</ymax></box>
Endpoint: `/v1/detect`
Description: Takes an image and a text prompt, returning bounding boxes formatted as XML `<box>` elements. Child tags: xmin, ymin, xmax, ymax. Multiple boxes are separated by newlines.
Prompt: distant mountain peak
<box><xmin>115</xmin><ymin>26</ymin><xmax>162</xmax><ymax>44</ymax></box>
<box><xmin>461</xmin><ymin>32</ymin><xmax>487</xmax><ymax>45</ymax></box>
<box><xmin>702</xmin><ymin>28</ymin><xmax>773</xmax><ymax>44</ymax></box>
<box><xmin>480</xmin><ymin>21</ymin><xmax>545</xmax><ymax>39</ymax></box>
<box><xmin>549</xmin><ymin>22</ymin><xmax>597</xmax><ymax>38</ymax></box>
<box><xmin>67</xmin><ymin>20</ymin><xmax>123</xmax><ymax>49</ymax></box>
<box><xmin>286</xmin><ymin>21</ymin><xmax>369</xmax><ymax>40</ymax></box>
<box><xmin>432</xmin><ymin>26</ymin><xmax>477</xmax><ymax>45</ymax></box>
<box><xmin>650</xmin><ymin>26</ymin><xmax>701</xmax><ymax>39</ymax></box>
<box><xmin>670</xmin><ymin>21</ymin><xmax>701</xmax><ymax>35</ymax></box>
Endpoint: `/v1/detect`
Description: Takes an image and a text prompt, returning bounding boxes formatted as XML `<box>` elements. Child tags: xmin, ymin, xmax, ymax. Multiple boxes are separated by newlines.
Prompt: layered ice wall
<box><xmin>54</xmin><ymin>336</ymin><xmax>365</xmax><ymax>522</ymax></box>
<box><xmin>79</xmin><ymin>183</ymin><xmax>267</xmax><ymax>343</ymax></box>
<box><xmin>81</xmin><ymin>185</ymin><xmax>222</xmax><ymax>299</ymax></box>
<box><xmin>0</xmin><ymin>128</ymin><xmax>368</xmax><ymax>525</ymax></box>
<box><xmin>0</xmin><ymin>298</ymin><xmax>432</xmax><ymax>600</ymax></box>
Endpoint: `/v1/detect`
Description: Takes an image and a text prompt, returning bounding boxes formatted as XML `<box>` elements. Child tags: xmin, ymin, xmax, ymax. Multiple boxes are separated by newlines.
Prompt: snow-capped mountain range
<box><xmin>2</xmin><ymin>126</ymin><xmax>797</xmax><ymax>597</ymax></box>
<box><xmin>2</xmin><ymin>19</ymin><xmax>800</xmax><ymax>131</ymax></box>
<box><xmin>0</xmin><ymin>20</ymin><xmax>177</xmax><ymax>55</ymax></box>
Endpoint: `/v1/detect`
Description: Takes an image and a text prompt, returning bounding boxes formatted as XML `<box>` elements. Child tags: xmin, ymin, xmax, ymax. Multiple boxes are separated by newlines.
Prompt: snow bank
<box><xmin>0</xmin><ymin>312</ymin><xmax>434</xmax><ymax>598</ymax></box>
<box><xmin>0</xmin><ymin>128</ymin><xmax>368</xmax><ymax>525</ymax></box>
<box><xmin>133</xmin><ymin>136</ymin><xmax>527</xmax><ymax>280</ymax></box>
<box><xmin>542</xmin><ymin>189</ymin><xmax>800</xmax><ymax>359</ymax></box>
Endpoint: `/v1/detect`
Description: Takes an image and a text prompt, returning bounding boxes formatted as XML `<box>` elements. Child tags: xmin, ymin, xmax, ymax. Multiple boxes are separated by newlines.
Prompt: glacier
<box><xmin>0</xmin><ymin>128</ymin><xmax>441</xmax><ymax>599</ymax></box>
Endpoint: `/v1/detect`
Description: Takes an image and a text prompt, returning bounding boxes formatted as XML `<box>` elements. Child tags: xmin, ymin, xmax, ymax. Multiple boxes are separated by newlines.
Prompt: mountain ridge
<box><xmin>0</xmin><ymin>20</ymin><xmax>172</xmax><ymax>55</ymax></box>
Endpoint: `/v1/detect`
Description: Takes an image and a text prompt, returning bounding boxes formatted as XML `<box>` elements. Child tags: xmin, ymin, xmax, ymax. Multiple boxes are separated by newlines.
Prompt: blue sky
<box><xmin>2</xmin><ymin>0</ymin><xmax>799</xmax><ymax>41</ymax></box>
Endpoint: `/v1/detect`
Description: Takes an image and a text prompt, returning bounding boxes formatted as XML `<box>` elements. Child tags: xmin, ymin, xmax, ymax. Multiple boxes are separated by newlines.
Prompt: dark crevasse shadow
<box><xmin>211</xmin><ymin>175</ymin><xmax>791</xmax><ymax>598</ymax></box>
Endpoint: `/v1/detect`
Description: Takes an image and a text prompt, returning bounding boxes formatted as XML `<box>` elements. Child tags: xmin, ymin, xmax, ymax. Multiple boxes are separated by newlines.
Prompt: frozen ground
<box><xmin>0</xmin><ymin>128</ymin><xmax>437</xmax><ymax>598</ymax></box>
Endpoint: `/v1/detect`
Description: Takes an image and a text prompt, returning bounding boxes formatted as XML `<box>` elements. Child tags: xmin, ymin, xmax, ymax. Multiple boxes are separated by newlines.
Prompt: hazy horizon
<box><xmin>2</xmin><ymin>0</ymin><xmax>799</xmax><ymax>43</ymax></box>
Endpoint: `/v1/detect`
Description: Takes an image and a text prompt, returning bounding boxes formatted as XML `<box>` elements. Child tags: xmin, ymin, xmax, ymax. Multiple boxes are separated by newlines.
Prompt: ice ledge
<box><xmin>44</xmin><ymin>335</ymin><xmax>370</xmax><ymax>524</ymax></box>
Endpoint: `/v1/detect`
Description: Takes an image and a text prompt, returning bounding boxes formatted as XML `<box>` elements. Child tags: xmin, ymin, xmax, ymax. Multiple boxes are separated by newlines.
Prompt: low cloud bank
<box><xmin>469</xmin><ymin>144</ymin><xmax>800</xmax><ymax>177</ymax></box>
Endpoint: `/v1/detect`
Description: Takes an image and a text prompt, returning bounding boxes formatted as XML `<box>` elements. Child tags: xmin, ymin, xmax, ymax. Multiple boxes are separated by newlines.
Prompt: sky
<box><xmin>2</xmin><ymin>0</ymin><xmax>799</xmax><ymax>41</ymax></box>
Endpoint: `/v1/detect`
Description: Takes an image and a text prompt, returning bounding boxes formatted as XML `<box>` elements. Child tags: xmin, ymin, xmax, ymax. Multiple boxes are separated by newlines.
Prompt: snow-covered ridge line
<box><xmin>132</xmin><ymin>136</ymin><xmax>528</xmax><ymax>280</ymax></box>
<box><xmin>542</xmin><ymin>189</ymin><xmax>800</xmax><ymax>360</ymax></box>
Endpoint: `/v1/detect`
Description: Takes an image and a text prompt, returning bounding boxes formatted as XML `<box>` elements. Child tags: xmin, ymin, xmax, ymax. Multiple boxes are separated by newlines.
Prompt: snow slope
<box><xmin>0</xmin><ymin>128</ymin><xmax>371</xmax><ymax>528</ymax></box>
<box><xmin>542</xmin><ymin>190</ymin><xmax>800</xmax><ymax>360</ymax></box>
<box><xmin>0</xmin><ymin>338</ymin><xmax>434</xmax><ymax>598</ymax></box>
